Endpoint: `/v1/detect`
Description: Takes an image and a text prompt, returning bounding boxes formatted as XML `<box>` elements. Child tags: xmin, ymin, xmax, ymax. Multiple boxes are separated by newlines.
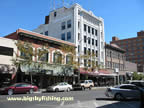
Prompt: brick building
<box><xmin>105</xmin><ymin>43</ymin><xmax>126</xmax><ymax>84</ymax></box>
<box><xmin>4</xmin><ymin>29</ymin><xmax>76</xmax><ymax>88</ymax></box>
<box><xmin>111</xmin><ymin>31</ymin><xmax>144</xmax><ymax>72</ymax></box>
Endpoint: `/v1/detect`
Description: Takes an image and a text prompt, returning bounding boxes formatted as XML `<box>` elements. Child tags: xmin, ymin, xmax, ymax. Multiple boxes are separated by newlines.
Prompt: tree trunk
<box><xmin>30</xmin><ymin>72</ymin><xmax>33</xmax><ymax>84</ymax></box>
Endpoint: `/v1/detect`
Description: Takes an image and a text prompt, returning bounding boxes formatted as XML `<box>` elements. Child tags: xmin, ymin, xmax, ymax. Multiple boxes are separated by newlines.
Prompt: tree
<box><xmin>12</xmin><ymin>40</ymin><xmax>49</xmax><ymax>84</ymax></box>
<box><xmin>132</xmin><ymin>72</ymin><xmax>144</xmax><ymax>80</ymax></box>
<box><xmin>59</xmin><ymin>44</ymin><xmax>76</xmax><ymax>82</ymax></box>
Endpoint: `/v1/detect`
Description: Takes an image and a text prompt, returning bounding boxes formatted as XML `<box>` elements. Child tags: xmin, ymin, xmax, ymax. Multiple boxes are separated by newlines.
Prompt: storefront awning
<box><xmin>80</xmin><ymin>69</ymin><xmax>117</xmax><ymax>77</ymax></box>
<box><xmin>0</xmin><ymin>64</ymin><xmax>17</xmax><ymax>74</ymax></box>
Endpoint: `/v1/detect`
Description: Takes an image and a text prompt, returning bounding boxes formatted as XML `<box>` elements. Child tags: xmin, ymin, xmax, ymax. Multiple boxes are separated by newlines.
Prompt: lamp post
<box><xmin>115</xmin><ymin>68</ymin><xmax>119</xmax><ymax>85</ymax></box>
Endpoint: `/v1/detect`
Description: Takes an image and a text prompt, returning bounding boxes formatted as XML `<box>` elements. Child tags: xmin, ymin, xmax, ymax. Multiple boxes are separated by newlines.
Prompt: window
<box><xmin>92</xmin><ymin>50</ymin><xmax>94</xmax><ymax>55</ymax></box>
<box><xmin>67</xmin><ymin>32</ymin><xmax>71</xmax><ymax>40</ymax></box>
<box><xmin>101</xmin><ymin>42</ymin><xmax>104</xmax><ymax>49</ymax></box>
<box><xmin>54</xmin><ymin>12</ymin><xmax>57</xmax><ymax>17</ymax></box>
<box><xmin>78</xmin><ymin>22</ymin><xmax>80</xmax><ymax>29</ymax></box>
<box><xmin>40</xmin><ymin>32</ymin><xmax>43</xmax><ymax>35</ymax></box>
<box><xmin>78</xmin><ymin>58</ymin><xmax>80</xmax><ymax>64</ymax></box>
<box><xmin>45</xmin><ymin>31</ymin><xmax>48</xmax><ymax>36</ymax></box>
<box><xmin>88</xmin><ymin>26</ymin><xmax>90</xmax><ymax>33</ymax></box>
<box><xmin>66</xmin><ymin>55</ymin><xmax>73</xmax><ymax>65</ymax></box>
<box><xmin>96</xmin><ymin>51</ymin><xmax>98</xmax><ymax>57</ymax></box>
<box><xmin>88</xmin><ymin>60</ymin><xmax>91</xmax><ymax>67</ymax></box>
<box><xmin>101</xmin><ymin>31</ymin><xmax>103</xmax><ymax>39</ymax></box>
<box><xmin>39</xmin><ymin>52</ymin><xmax>49</xmax><ymax>62</ymax></box>
<box><xmin>95</xmin><ymin>40</ymin><xmax>97</xmax><ymax>46</ymax></box>
<box><xmin>92</xmin><ymin>61</ymin><xmax>95</xmax><ymax>67</ymax></box>
<box><xmin>61</xmin><ymin>33</ymin><xmax>65</xmax><ymax>40</ymax></box>
<box><xmin>92</xmin><ymin>28</ymin><xmax>94</xmax><ymax>35</ymax></box>
<box><xmin>95</xmin><ymin>29</ymin><xmax>97</xmax><ymax>36</ymax></box>
<box><xmin>92</xmin><ymin>39</ymin><xmax>94</xmax><ymax>45</ymax></box>
<box><xmin>84</xmin><ymin>36</ymin><xmax>87</xmax><ymax>43</ymax></box>
<box><xmin>61</xmin><ymin>22</ymin><xmax>65</xmax><ymax>30</ymax></box>
<box><xmin>88</xmin><ymin>37</ymin><xmax>91</xmax><ymax>44</ymax></box>
<box><xmin>0</xmin><ymin>46</ymin><xmax>13</xmax><ymax>56</ymax></box>
<box><xmin>84</xmin><ymin>47</ymin><xmax>87</xmax><ymax>54</ymax></box>
<box><xmin>96</xmin><ymin>61</ymin><xmax>98</xmax><ymax>66</ymax></box>
<box><xmin>84</xmin><ymin>24</ymin><xmax>87</xmax><ymax>31</ymax></box>
<box><xmin>120</xmin><ymin>85</ymin><xmax>137</xmax><ymax>90</ymax></box>
<box><xmin>78</xmin><ymin>45</ymin><xmax>80</xmax><ymax>53</ymax></box>
<box><xmin>67</xmin><ymin>20</ymin><xmax>71</xmax><ymax>28</ymax></box>
<box><xmin>78</xmin><ymin>33</ymin><xmax>80</xmax><ymax>40</ymax></box>
<box><xmin>88</xmin><ymin>48</ymin><xmax>91</xmax><ymax>55</ymax></box>
<box><xmin>84</xmin><ymin>59</ymin><xmax>87</xmax><ymax>67</ymax></box>
<box><xmin>53</xmin><ymin>52</ymin><xmax>62</xmax><ymax>64</ymax></box>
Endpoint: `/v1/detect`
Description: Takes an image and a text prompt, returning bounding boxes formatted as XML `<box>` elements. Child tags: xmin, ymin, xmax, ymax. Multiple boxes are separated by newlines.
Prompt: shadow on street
<box><xmin>96</xmin><ymin>97</ymin><xmax>140</xmax><ymax>101</ymax></box>
<box><xmin>95</xmin><ymin>98</ymin><xmax>140</xmax><ymax>108</ymax></box>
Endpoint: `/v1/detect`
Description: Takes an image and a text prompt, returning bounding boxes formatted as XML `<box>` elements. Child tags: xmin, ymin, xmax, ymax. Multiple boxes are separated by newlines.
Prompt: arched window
<box><xmin>37</xmin><ymin>48</ymin><xmax>49</xmax><ymax>62</ymax></box>
<box><xmin>53</xmin><ymin>52</ymin><xmax>62</xmax><ymax>64</ymax></box>
<box><xmin>20</xmin><ymin>47</ymin><xmax>33</xmax><ymax>60</ymax></box>
<box><xmin>66</xmin><ymin>54</ymin><xmax>73</xmax><ymax>65</ymax></box>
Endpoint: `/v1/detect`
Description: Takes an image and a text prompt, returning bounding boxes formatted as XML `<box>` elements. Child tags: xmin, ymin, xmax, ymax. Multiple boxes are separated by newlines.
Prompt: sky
<box><xmin>0</xmin><ymin>0</ymin><xmax>144</xmax><ymax>43</ymax></box>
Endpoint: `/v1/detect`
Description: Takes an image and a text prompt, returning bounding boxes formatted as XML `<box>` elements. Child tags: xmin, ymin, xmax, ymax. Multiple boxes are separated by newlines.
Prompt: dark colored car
<box><xmin>0</xmin><ymin>83</ymin><xmax>38</xmax><ymax>95</ymax></box>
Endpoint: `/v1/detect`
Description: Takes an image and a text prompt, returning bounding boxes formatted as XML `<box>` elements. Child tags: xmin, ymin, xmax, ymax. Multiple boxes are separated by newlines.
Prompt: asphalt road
<box><xmin>0</xmin><ymin>88</ymin><xmax>141</xmax><ymax>108</ymax></box>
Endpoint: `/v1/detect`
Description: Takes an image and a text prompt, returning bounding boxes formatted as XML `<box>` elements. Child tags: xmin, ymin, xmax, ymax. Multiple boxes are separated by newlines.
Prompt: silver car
<box><xmin>105</xmin><ymin>84</ymin><xmax>142</xmax><ymax>100</ymax></box>
<box><xmin>47</xmin><ymin>82</ymin><xmax>73</xmax><ymax>92</ymax></box>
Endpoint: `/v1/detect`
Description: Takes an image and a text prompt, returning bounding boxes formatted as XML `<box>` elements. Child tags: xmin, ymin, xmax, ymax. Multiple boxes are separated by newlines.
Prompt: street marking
<box><xmin>60</xmin><ymin>101</ymin><xmax>65</xmax><ymax>106</ymax></box>
<box><xmin>77</xmin><ymin>100</ymin><xmax>82</xmax><ymax>107</ymax></box>
<box><xmin>106</xmin><ymin>101</ymin><xmax>119</xmax><ymax>108</ymax></box>
<box><xmin>93</xmin><ymin>101</ymin><xmax>99</xmax><ymax>107</ymax></box>
<box><xmin>77</xmin><ymin>100</ymin><xmax>90</xmax><ymax>108</ymax></box>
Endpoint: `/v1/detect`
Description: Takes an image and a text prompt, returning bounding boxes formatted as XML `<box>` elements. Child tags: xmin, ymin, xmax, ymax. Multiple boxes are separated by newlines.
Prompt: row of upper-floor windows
<box><xmin>84</xmin><ymin>24</ymin><xmax>98</xmax><ymax>36</ymax></box>
<box><xmin>106</xmin><ymin>61</ymin><xmax>125</xmax><ymax>71</ymax></box>
<box><xmin>40</xmin><ymin>31</ymin><xmax>48</xmax><ymax>36</ymax></box>
<box><xmin>61</xmin><ymin>20</ymin><xmax>71</xmax><ymax>30</ymax></box>
<box><xmin>83</xmin><ymin>47</ymin><xmax>98</xmax><ymax>57</ymax></box>
<box><xmin>84</xmin><ymin>59</ymin><xmax>98</xmax><ymax>67</ymax></box>
<box><xmin>21</xmin><ymin>50</ymin><xmax>73</xmax><ymax>65</ymax></box>
<box><xmin>106</xmin><ymin>49</ymin><xmax>125</xmax><ymax>59</ymax></box>
<box><xmin>84</xmin><ymin>36</ymin><xmax>98</xmax><ymax>46</ymax></box>
<box><xmin>61</xmin><ymin>32</ymin><xmax>71</xmax><ymax>41</ymax></box>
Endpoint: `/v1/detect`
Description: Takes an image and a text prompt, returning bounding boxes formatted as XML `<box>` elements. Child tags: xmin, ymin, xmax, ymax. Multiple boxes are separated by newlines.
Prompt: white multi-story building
<box><xmin>0</xmin><ymin>37</ymin><xmax>17</xmax><ymax>86</ymax></box>
<box><xmin>33</xmin><ymin>3</ymin><xmax>105</xmax><ymax>68</ymax></box>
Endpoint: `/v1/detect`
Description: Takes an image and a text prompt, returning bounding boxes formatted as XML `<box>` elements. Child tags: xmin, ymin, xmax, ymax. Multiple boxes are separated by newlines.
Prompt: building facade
<box><xmin>105</xmin><ymin>43</ymin><xmax>126</xmax><ymax>84</ymax></box>
<box><xmin>33</xmin><ymin>3</ymin><xmax>105</xmax><ymax>69</ymax></box>
<box><xmin>0</xmin><ymin>37</ymin><xmax>17</xmax><ymax>87</ymax></box>
<box><xmin>111</xmin><ymin>31</ymin><xmax>144</xmax><ymax>72</ymax></box>
<box><xmin>4</xmin><ymin>29</ymin><xmax>76</xmax><ymax>88</ymax></box>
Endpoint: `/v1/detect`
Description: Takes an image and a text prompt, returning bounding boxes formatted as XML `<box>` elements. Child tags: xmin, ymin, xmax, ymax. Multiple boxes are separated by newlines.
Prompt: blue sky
<box><xmin>0</xmin><ymin>0</ymin><xmax>144</xmax><ymax>43</ymax></box>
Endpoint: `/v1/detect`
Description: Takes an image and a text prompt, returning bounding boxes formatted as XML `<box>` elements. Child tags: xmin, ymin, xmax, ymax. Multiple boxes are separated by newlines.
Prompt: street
<box><xmin>0</xmin><ymin>88</ymin><xmax>140</xmax><ymax>108</ymax></box>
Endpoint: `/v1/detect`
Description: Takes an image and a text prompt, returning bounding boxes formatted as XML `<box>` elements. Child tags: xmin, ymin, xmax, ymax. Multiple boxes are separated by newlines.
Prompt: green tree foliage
<box><xmin>12</xmin><ymin>40</ymin><xmax>49</xmax><ymax>84</ymax></box>
<box><xmin>132</xmin><ymin>72</ymin><xmax>144</xmax><ymax>80</ymax></box>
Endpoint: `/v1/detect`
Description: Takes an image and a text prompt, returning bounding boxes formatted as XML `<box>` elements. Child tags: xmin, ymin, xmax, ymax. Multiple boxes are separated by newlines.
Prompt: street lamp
<box><xmin>115</xmin><ymin>68</ymin><xmax>119</xmax><ymax>85</ymax></box>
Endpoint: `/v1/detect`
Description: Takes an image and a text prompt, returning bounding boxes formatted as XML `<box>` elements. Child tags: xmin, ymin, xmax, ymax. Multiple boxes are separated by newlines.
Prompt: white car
<box><xmin>105</xmin><ymin>84</ymin><xmax>143</xmax><ymax>100</ymax></box>
<box><xmin>47</xmin><ymin>82</ymin><xmax>73</xmax><ymax>92</ymax></box>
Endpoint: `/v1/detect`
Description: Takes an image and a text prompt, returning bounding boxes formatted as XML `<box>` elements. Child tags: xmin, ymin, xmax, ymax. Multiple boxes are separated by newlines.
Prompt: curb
<box><xmin>92</xmin><ymin>87</ymin><xmax>108</xmax><ymax>90</ymax></box>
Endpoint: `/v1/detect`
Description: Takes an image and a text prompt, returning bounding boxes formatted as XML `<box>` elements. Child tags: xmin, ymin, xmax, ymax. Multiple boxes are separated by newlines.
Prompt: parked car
<box><xmin>73</xmin><ymin>80</ymin><xmax>94</xmax><ymax>90</ymax></box>
<box><xmin>105</xmin><ymin>84</ymin><xmax>143</xmax><ymax>100</ymax></box>
<box><xmin>47</xmin><ymin>82</ymin><xmax>73</xmax><ymax>92</ymax></box>
<box><xmin>0</xmin><ymin>83</ymin><xmax>38</xmax><ymax>95</ymax></box>
<box><xmin>126</xmin><ymin>80</ymin><xmax>144</xmax><ymax>88</ymax></box>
